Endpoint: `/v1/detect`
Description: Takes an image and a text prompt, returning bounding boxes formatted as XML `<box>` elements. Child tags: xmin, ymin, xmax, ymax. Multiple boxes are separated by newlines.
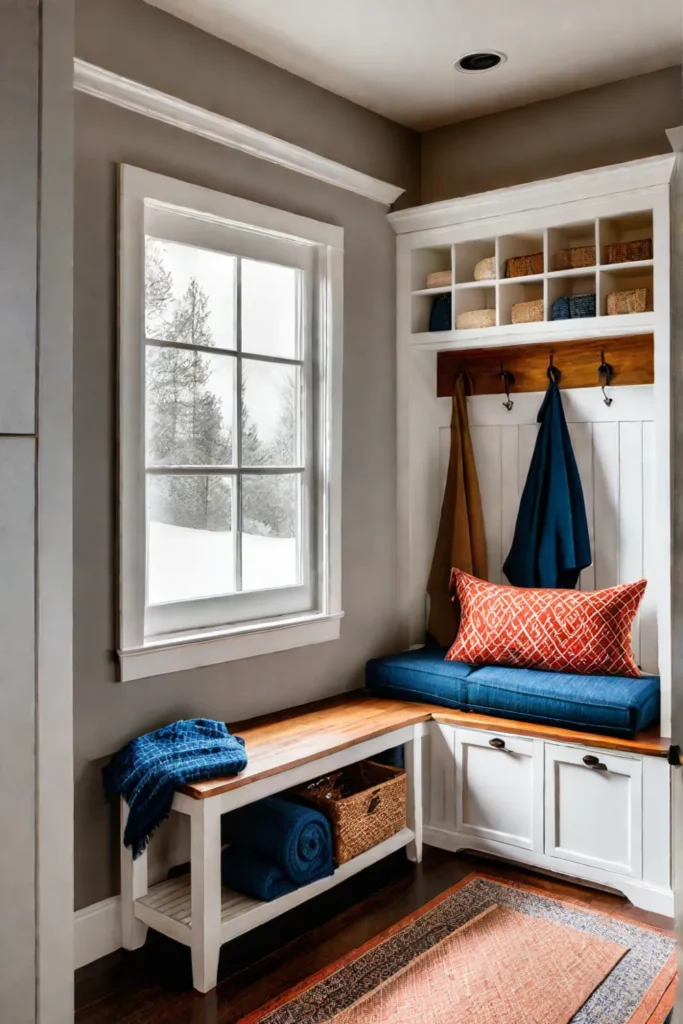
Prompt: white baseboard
<box><xmin>74</xmin><ymin>896</ymin><xmax>122</xmax><ymax>969</ymax></box>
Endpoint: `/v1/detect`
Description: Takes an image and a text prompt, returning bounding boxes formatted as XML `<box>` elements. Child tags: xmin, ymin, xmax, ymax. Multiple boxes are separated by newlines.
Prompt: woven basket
<box><xmin>456</xmin><ymin>308</ymin><xmax>496</xmax><ymax>330</ymax></box>
<box><xmin>511</xmin><ymin>298</ymin><xmax>544</xmax><ymax>324</ymax></box>
<box><xmin>473</xmin><ymin>256</ymin><xmax>496</xmax><ymax>281</ymax></box>
<box><xmin>553</xmin><ymin>245</ymin><xmax>596</xmax><ymax>271</ymax></box>
<box><xmin>295</xmin><ymin>761</ymin><xmax>406</xmax><ymax>866</ymax></box>
<box><xmin>605</xmin><ymin>238</ymin><xmax>652</xmax><ymax>265</ymax></box>
<box><xmin>426</xmin><ymin>269</ymin><xmax>452</xmax><ymax>289</ymax></box>
<box><xmin>551</xmin><ymin>293</ymin><xmax>596</xmax><ymax>320</ymax></box>
<box><xmin>505</xmin><ymin>252</ymin><xmax>544</xmax><ymax>278</ymax></box>
<box><xmin>606</xmin><ymin>287</ymin><xmax>651</xmax><ymax>315</ymax></box>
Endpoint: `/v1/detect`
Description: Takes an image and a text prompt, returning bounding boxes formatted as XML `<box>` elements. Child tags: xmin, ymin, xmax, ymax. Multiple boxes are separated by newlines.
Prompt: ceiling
<box><xmin>146</xmin><ymin>0</ymin><xmax>682</xmax><ymax>130</ymax></box>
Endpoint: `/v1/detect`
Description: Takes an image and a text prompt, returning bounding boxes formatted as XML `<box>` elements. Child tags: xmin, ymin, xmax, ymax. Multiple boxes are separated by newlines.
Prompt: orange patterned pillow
<box><xmin>446</xmin><ymin>569</ymin><xmax>646</xmax><ymax>677</ymax></box>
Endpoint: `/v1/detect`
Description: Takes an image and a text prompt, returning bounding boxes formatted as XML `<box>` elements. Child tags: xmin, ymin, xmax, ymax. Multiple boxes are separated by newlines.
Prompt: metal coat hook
<box><xmin>547</xmin><ymin>353</ymin><xmax>561</xmax><ymax>384</ymax></box>
<box><xmin>500</xmin><ymin>367</ymin><xmax>515</xmax><ymax>411</ymax></box>
<box><xmin>598</xmin><ymin>352</ymin><xmax>613</xmax><ymax>406</ymax></box>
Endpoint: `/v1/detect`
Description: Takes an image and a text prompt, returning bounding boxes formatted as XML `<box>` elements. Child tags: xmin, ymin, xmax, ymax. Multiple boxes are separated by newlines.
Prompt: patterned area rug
<box><xmin>240</xmin><ymin>874</ymin><xmax>677</xmax><ymax>1024</ymax></box>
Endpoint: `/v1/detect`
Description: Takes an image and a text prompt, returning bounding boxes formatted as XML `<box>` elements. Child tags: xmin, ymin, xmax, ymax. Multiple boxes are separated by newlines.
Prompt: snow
<box><xmin>148</xmin><ymin>521</ymin><xmax>298</xmax><ymax>604</ymax></box>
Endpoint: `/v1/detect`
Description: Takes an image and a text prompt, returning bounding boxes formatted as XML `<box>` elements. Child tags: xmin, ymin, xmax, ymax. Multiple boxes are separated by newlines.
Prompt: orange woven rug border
<box><xmin>239</xmin><ymin>871</ymin><xmax>676</xmax><ymax>1024</ymax></box>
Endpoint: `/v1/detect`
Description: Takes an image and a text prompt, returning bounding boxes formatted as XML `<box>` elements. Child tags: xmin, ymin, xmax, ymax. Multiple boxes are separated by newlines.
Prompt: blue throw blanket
<box><xmin>221</xmin><ymin>848</ymin><xmax>299</xmax><ymax>902</ymax></box>
<box><xmin>503</xmin><ymin>378</ymin><xmax>591</xmax><ymax>589</ymax></box>
<box><xmin>103</xmin><ymin>719</ymin><xmax>247</xmax><ymax>858</ymax></box>
<box><xmin>222</xmin><ymin>796</ymin><xmax>333</xmax><ymax>887</ymax></box>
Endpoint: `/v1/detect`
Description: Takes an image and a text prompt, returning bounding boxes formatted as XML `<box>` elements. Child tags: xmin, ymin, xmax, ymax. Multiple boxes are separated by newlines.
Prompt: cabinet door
<box><xmin>544</xmin><ymin>744</ymin><xmax>642</xmax><ymax>877</ymax></box>
<box><xmin>455</xmin><ymin>729</ymin><xmax>543</xmax><ymax>851</ymax></box>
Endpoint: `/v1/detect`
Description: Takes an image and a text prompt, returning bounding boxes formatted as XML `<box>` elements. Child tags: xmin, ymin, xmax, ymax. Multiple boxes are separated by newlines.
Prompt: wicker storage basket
<box><xmin>606</xmin><ymin>287</ymin><xmax>651</xmax><ymax>315</ymax></box>
<box><xmin>551</xmin><ymin>293</ymin><xmax>597</xmax><ymax>320</ymax></box>
<box><xmin>456</xmin><ymin>308</ymin><xmax>496</xmax><ymax>330</ymax></box>
<box><xmin>426</xmin><ymin>269</ymin><xmax>452</xmax><ymax>289</ymax></box>
<box><xmin>505</xmin><ymin>252</ymin><xmax>544</xmax><ymax>278</ymax></box>
<box><xmin>473</xmin><ymin>256</ymin><xmax>496</xmax><ymax>281</ymax></box>
<box><xmin>295</xmin><ymin>761</ymin><xmax>407</xmax><ymax>865</ymax></box>
<box><xmin>605</xmin><ymin>239</ymin><xmax>653</xmax><ymax>265</ymax></box>
<box><xmin>553</xmin><ymin>245</ymin><xmax>596</xmax><ymax>271</ymax></box>
<box><xmin>511</xmin><ymin>298</ymin><xmax>544</xmax><ymax>324</ymax></box>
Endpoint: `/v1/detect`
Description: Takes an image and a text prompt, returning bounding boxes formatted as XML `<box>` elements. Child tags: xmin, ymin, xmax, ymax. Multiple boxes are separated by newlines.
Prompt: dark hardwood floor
<box><xmin>75</xmin><ymin>848</ymin><xmax>675</xmax><ymax>1024</ymax></box>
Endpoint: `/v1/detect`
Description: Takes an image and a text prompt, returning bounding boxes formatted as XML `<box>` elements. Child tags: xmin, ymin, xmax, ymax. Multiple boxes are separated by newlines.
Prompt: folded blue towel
<box><xmin>103</xmin><ymin>718</ymin><xmax>247</xmax><ymax>858</ymax></box>
<box><xmin>221</xmin><ymin>848</ymin><xmax>298</xmax><ymax>902</ymax></box>
<box><xmin>222</xmin><ymin>796</ymin><xmax>333</xmax><ymax>885</ymax></box>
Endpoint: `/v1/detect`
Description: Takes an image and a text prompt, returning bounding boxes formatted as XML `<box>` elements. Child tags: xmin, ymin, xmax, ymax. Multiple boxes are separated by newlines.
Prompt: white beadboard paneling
<box><xmin>471</xmin><ymin>425</ymin><xmax>502</xmax><ymax>583</ymax></box>
<box><xmin>619</xmin><ymin>422</ymin><xmax>644</xmax><ymax>666</ymax></box>
<box><xmin>501</xmin><ymin>428</ymin><xmax>520</xmax><ymax>560</ymax></box>
<box><xmin>641</xmin><ymin>421</ymin><xmax>658</xmax><ymax>672</ymax></box>
<box><xmin>435</xmin><ymin>386</ymin><xmax>656</xmax><ymax>670</ymax></box>
<box><xmin>592</xmin><ymin>421</ymin><xmax>620</xmax><ymax>591</ymax></box>
<box><xmin>568</xmin><ymin>422</ymin><xmax>595</xmax><ymax>592</ymax></box>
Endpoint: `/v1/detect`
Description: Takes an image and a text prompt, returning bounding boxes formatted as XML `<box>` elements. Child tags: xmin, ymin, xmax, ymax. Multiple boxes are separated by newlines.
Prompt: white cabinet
<box><xmin>421</xmin><ymin>722</ymin><xmax>670</xmax><ymax>913</ymax></box>
<box><xmin>454</xmin><ymin>728</ymin><xmax>543</xmax><ymax>851</ymax></box>
<box><xmin>544</xmin><ymin>744</ymin><xmax>642</xmax><ymax>877</ymax></box>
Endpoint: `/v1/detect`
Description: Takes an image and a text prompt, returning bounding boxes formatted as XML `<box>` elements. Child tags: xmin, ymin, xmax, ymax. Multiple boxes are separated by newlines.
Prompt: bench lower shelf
<box><xmin>135</xmin><ymin>826</ymin><xmax>415</xmax><ymax>947</ymax></box>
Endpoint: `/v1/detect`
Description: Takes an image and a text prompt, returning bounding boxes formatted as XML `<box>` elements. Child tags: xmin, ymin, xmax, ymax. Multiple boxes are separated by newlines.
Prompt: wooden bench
<box><xmin>120</xmin><ymin>696</ymin><xmax>430</xmax><ymax>993</ymax></box>
<box><xmin>120</xmin><ymin>693</ymin><xmax>669</xmax><ymax>993</ymax></box>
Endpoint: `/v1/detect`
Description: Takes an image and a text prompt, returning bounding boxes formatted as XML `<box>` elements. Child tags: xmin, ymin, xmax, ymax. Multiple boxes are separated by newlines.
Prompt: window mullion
<box><xmin>235</xmin><ymin>257</ymin><xmax>243</xmax><ymax>594</ymax></box>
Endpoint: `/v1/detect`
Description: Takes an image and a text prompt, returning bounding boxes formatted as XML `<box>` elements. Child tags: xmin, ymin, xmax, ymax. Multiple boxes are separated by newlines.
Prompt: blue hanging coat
<box><xmin>503</xmin><ymin>380</ymin><xmax>591</xmax><ymax>589</ymax></box>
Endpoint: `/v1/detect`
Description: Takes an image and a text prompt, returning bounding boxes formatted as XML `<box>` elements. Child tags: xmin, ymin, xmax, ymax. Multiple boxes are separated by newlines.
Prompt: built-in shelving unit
<box><xmin>408</xmin><ymin>212</ymin><xmax>655</xmax><ymax>345</ymax></box>
<box><xmin>391</xmin><ymin>154</ymin><xmax>674</xmax><ymax>735</ymax></box>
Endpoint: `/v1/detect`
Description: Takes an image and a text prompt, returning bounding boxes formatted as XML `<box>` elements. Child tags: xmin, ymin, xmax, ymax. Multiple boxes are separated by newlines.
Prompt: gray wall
<box><xmin>421</xmin><ymin>67</ymin><xmax>683</xmax><ymax>203</ymax></box>
<box><xmin>74</xmin><ymin>0</ymin><xmax>420</xmax><ymax>909</ymax></box>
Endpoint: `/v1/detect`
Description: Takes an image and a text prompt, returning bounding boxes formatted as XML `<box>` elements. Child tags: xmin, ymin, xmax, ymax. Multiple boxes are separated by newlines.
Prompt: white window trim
<box><xmin>118</xmin><ymin>166</ymin><xmax>344</xmax><ymax>681</ymax></box>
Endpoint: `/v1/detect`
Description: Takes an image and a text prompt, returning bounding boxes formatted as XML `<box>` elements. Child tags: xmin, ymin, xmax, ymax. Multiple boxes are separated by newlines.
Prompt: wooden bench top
<box><xmin>181</xmin><ymin>693</ymin><xmax>668</xmax><ymax>799</ymax></box>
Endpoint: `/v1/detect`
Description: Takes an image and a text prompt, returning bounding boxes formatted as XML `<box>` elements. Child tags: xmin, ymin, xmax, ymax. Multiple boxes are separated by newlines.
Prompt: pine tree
<box><xmin>238</xmin><ymin>370</ymin><xmax>299</xmax><ymax>539</ymax></box>
<box><xmin>145</xmin><ymin>241</ymin><xmax>174</xmax><ymax>338</ymax></box>
<box><xmin>146</xmin><ymin>269</ymin><xmax>232</xmax><ymax>531</ymax></box>
<box><xmin>269</xmin><ymin>372</ymin><xmax>298</xmax><ymax>537</ymax></box>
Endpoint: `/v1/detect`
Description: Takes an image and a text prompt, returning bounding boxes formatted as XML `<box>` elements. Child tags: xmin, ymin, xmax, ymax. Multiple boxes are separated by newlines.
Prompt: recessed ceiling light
<box><xmin>455</xmin><ymin>51</ymin><xmax>507</xmax><ymax>73</ymax></box>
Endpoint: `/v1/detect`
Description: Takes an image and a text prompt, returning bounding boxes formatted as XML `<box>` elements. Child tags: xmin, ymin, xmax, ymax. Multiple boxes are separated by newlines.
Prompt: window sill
<box><xmin>118</xmin><ymin>611</ymin><xmax>344</xmax><ymax>682</ymax></box>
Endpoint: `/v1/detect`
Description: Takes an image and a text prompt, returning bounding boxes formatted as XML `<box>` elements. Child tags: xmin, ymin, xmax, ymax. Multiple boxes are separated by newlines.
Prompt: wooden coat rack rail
<box><xmin>436</xmin><ymin>333</ymin><xmax>654</xmax><ymax>399</ymax></box>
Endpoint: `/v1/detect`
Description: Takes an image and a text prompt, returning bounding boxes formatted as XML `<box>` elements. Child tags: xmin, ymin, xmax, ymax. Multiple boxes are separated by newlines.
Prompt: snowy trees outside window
<box><xmin>144</xmin><ymin>239</ymin><xmax>304</xmax><ymax>605</ymax></box>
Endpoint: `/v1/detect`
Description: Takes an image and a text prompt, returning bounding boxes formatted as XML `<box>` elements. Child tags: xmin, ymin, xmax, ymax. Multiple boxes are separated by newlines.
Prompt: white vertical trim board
<box><xmin>72</xmin><ymin>59</ymin><xmax>404</xmax><ymax>207</ymax></box>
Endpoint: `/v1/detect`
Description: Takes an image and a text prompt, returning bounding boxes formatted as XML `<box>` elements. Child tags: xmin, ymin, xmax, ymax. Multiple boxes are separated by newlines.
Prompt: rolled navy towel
<box><xmin>222</xmin><ymin>796</ymin><xmax>333</xmax><ymax>884</ymax></box>
<box><xmin>221</xmin><ymin>847</ymin><xmax>298</xmax><ymax>903</ymax></box>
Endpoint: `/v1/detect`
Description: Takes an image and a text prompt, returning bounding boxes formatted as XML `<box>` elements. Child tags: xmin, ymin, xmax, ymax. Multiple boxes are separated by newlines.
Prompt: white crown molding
<box><xmin>73</xmin><ymin>59</ymin><xmax>404</xmax><ymax>207</ymax></box>
<box><xmin>388</xmin><ymin>153</ymin><xmax>676</xmax><ymax>234</ymax></box>
<box><xmin>666</xmin><ymin>126</ymin><xmax>683</xmax><ymax>153</ymax></box>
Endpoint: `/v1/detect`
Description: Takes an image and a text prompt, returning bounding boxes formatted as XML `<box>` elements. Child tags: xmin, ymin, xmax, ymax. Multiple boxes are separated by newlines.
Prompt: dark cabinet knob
<box><xmin>583</xmin><ymin>755</ymin><xmax>600</xmax><ymax>766</ymax></box>
<box><xmin>489</xmin><ymin>737</ymin><xmax>506</xmax><ymax>749</ymax></box>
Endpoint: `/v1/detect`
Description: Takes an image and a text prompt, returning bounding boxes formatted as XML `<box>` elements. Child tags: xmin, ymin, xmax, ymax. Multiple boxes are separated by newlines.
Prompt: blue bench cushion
<box><xmin>365</xmin><ymin>648</ymin><xmax>660</xmax><ymax>738</ymax></box>
<box><xmin>365</xmin><ymin>646</ymin><xmax>472</xmax><ymax>711</ymax></box>
<box><xmin>467</xmin><ymin>664</ymin><xmax>660</xmax><ymax>738</ymax></box>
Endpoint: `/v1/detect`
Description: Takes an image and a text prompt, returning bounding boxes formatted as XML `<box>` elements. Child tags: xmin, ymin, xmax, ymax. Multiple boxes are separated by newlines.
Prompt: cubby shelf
<box><xmin>408</xmin><ymin>212</ymin><xmax>655</xmax><ymax>339</ymax></box>
<box><xmin>409</xmin><ymin>314</ymin><xmax>655</xmax><ymax>351</ymax></box>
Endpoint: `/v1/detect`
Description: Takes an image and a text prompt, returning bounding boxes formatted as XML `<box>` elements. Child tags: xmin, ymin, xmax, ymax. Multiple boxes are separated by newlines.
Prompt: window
<box><xmin>119</xmin><ymin>167</ymin><xmax>343</xmax><ymax>680</ymax></box>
